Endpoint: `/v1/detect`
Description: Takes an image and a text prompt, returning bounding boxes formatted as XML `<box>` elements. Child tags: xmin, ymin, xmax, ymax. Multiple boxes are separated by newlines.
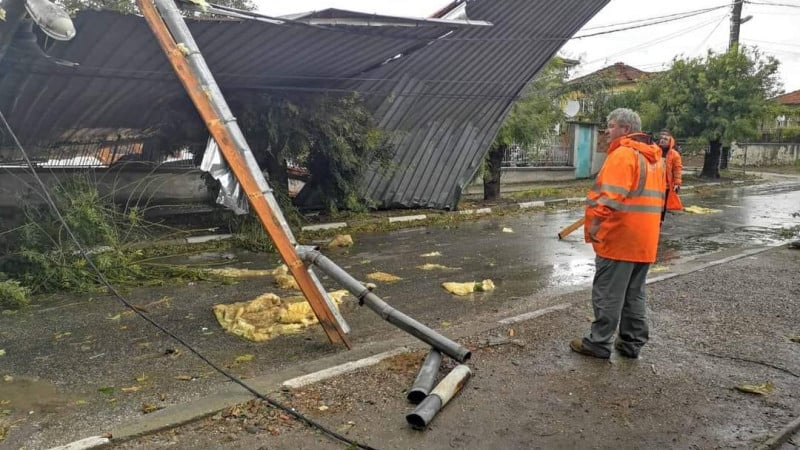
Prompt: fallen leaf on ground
<box><xmin>235</xmin><ymin>354</ymin><xmax>255</xmax><ymax>363</ymax></box>
<box><xmin>420</xmin><ymin>251</ymin><xmax>442</xmax><ymax>257</ymax></box>
<box><xmin>416</xmin><ymin>263</ymin><xmax>454</xmax><ymax>271</ymax></box>
<box><xmin>684</xmin><ymin>205</ymin><xmax>721</xmax><ymax>214</ymax></box>
<box><xmin>142</xmin><ymin>403</ymin><xmax>162</xmax><ymax>414</ymax></box>
<box><xmin>442</xmin><ymin>279</ymin><xmax>495</xmax><ymax>296</ymax></box>
<box><xmin>107</xmin><ymin>314</ymin><xmax>121</xmax><ymax>321</ymax></box>
<box><xmin>735</xmin><ymin>382</ymin><xmax>774</xmax><ymax>395</ymax></box>
<box><xmin>502</xmin><ymin>227</ymin><xmax>514</xmax><ymax>233</ymax></box>
<box><xmin>328</xmin><ymin>234</ymin><xmax>354</xmax><ymax>248</ymax></box>
<box><xmin>367</xmin><ymin>272</ymin><xmax>402</xmax><ymax>282</ymax></box>
<box><xmin>135</xmin><ymin>374</ymin><xmax>149</xmax><ymax>383</ymax></box>
<box><xmin>649</xmin><ymin>265</ymin><xmax>670</xmax><ymax>273</ymax></box>
<box><xmin>121</xmin><ymin>386</ymin><xmax>142</xmax><ymax>392</ymax></box>
<box><xmin>98</xmin><ymin>386</ymin><xmax>114</xmax><ymax>395</ymax></box>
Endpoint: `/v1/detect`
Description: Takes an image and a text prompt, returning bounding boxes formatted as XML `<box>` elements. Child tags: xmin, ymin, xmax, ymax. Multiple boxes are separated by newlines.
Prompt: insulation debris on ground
<box><xmin>205</xmin><ymin>265</ymin><xmax>299</xmax><ymax>290</ymax></box>
<box><xmin>271</xmin><ymin>265</ymin><xmax>299</xmax><ymax>290</ymax></box>
<box><xmin>367</xmin><ymin>272</ymin><xmax>402</xmax><ymax>282</ymax></box>
<box><xmin>502</xmin><ymin>227</ymin><xmax>514</xmax><ymax>233</ymax></box>
<box><xmin>734</xmin><ymin>382</ymin><xmax>774</xmax><ymax>395</ymax></box>
<box><xmin>416</xmin><ymin>263</ymin><xmax>456</xmax><ymax>271</ymax></box>
<box><xmin>649</xmin><ymin>265</ymin><xmax>670</xmax><ymax>273</ymax></box>
<box><xmin>684</xmin><ymin>205</ymin><xmax>722</xmax><ymax>214</ymax></box>
<box><xmin>442</xmin><ymin>279</ymin><xmax>495</xmax><ymax>296</ymax></box>
<box><xmin>420</xmin><ymin>251</ymin><xmax>442</xmax><ymax>257</ymax></box>
<box><xmin>328</xmin><ymin>234</ymin><xmax>354</xmax><ymax>248</ymax></box>
<box><xmin>212</xmin><ymin>291</ymin><xmax>349</xmax><ymax>342</ymax></box>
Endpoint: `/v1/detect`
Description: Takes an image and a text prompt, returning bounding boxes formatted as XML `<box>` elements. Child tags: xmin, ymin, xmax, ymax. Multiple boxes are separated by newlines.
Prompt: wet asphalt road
<box><xmin>1</xmin><ymin>176</ymin><xmax>799</xmax><ymax>448</ymax></box>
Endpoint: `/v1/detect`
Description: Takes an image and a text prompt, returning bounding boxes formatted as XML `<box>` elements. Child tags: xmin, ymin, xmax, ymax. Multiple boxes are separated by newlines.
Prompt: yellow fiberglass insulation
<box><xmin>213</xmin><ymin>290</ymin><xmax>349</xmax><ymax>342</ymax></box>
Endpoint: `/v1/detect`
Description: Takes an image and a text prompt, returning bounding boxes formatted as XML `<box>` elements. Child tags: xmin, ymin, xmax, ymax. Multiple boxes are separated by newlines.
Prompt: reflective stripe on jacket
<box><xmin>584</xmin><ymin>133</ymin><xmax>666</xmax><ymax>263</ymax></box>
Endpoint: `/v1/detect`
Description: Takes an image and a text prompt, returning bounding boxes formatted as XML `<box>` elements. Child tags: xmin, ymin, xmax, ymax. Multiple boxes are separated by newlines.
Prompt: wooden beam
<box><xmin>137</xmin><ymin>0</ymin><xmax>350</xmax><ymax>348</ymax></box>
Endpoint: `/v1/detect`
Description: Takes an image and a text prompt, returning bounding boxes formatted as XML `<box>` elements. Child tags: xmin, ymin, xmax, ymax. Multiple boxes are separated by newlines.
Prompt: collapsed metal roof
<box><xmin>0</xmin><ymin>0</ymin><xmax>608</xmax><ymax>209</ymax></box>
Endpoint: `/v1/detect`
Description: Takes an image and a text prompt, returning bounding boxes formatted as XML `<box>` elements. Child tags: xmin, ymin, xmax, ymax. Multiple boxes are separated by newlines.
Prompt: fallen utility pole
<box><xmin>137</xmin><ymin>0</ymin><xmax>350</xmax><ymax>348</ymax></box>
<box><xmin>298</xmin><ymin>247</ymin><xmax>472</xmax><ymax>363</ymax></box>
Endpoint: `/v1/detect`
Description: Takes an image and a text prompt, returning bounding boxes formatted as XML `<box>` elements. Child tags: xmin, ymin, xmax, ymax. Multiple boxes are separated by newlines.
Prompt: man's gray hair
<box><xmin>607</xmin><ymin>108</ymin><xmax>642</xmax><ymax>133</ymax></box>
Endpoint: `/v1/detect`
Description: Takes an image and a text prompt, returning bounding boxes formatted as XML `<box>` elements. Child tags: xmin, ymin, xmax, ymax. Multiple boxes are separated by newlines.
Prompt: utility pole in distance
<box><xmin>728</xmin><ymin>0</ymin><xmax>752</xmax><ymax>52</ymax></box>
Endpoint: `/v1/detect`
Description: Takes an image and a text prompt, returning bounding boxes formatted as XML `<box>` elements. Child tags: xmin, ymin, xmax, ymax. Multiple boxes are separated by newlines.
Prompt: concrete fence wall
<box><xmin>0</xmin><ymin>165</ymin><xmax>212</xmax><ymax>209</ymax></box>
<box><xmin>730</xmin><ymin>142</ymin><xmax>800</xmax><ymax>167</ymax></box>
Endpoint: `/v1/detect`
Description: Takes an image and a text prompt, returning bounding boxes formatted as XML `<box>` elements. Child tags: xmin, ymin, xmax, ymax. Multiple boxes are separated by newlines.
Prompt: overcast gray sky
<box><xmin>255</xmin><ymin>0</ymin><xmax>800</xmax><ymax>93</ymax></box>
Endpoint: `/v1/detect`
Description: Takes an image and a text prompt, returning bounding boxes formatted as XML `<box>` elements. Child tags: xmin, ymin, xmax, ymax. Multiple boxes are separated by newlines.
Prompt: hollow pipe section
<box><xmin>407</xmin><ymin>348</ymin><xmax>442</xmax><ymax>404</ymax></box>
<box><xmin>406</xmin><ymin>364</ymin><xmax>471</xmax><ymax>430</ymax></box>
<box><xmin>298</xmin><ymin>248</ymin><xmax>471</xmax><ymax>363</ymax></box>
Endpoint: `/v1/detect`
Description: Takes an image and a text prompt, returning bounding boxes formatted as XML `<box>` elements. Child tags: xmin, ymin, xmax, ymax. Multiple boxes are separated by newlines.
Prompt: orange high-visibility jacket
<box><xmin>664</xmin><ymin>136</ymin><xmax>683</xmax><ymax>189</ymax></box>
<box><xmin>584</xmin><ymin>133</ymin><xmax>666</xmax><ymax>263</ymax></box>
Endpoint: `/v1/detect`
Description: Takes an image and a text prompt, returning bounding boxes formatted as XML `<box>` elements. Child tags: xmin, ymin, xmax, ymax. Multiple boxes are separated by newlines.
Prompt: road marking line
<box><xmin>282</xmin><ymin>347</ymin><xmax>409</xmax><ymax>389</ymax></box>
<box><xmin>498</xmin><ymin>302</ymin><xmax>572</xmax><ymax>325</ymax></box>
<box><xmin>48</xmin><ymin>436</ymin><xmax>110</xmax><ymax>450</ymax></box>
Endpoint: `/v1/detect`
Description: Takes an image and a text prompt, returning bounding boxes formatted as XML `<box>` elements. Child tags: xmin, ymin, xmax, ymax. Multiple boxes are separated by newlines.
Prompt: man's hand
<box><xmin>674</xmin><ymin>185</ymin><xmax>681</xmax><ymax>194</ymax></box>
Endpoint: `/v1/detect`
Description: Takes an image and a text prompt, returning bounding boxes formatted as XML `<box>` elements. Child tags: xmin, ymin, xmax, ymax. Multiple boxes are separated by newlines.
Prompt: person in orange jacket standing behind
<box><xmin>570</xmin><ymin>108</ymin><xmax>666</xmax><ymax>359</ymax></box>
<box><xmin>658</xmin><ymin>129</ymin><xmax>684</xmax><ymax>222</ymax></box>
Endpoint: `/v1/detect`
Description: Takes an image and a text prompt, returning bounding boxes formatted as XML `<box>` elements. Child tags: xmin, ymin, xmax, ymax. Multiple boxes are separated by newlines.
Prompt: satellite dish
<box><xmin>564</xmin><ymin>100</ymin><xmax>580</xmax><ymax>118</ymax></box>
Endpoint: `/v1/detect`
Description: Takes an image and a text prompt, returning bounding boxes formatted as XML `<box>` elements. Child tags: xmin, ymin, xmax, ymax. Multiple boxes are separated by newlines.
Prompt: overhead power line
<box><xmin>745</xmin><ymin>1</ymin><xmax>800</xmax><ymax>7</ymax></box>
<box><xmin>581</xmin><ymin>3</ymin><xmax>732</xmax><ymax>30</ymax></box>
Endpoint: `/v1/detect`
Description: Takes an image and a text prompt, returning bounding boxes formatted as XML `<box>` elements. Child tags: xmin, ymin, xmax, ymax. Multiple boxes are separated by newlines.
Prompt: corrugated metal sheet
<box><xmin>0</xmin><ymin>10</ymin><xmax>456</xmax><ymax>144</ymax></box>
<box><xmin>0</xmin><ymin>0</ymin><xmax>607</xmax><ymax>209</ymax></box>
<box><xmin>355</xmin><ymin>0</ymin><xmax>608</xmax><ymax>209</ymax></box>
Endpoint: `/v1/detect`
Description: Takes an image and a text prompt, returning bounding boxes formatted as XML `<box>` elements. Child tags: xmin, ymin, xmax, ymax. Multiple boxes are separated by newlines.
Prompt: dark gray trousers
<box><xmin>582</xmin><ymin>256</ymin><xmax>650</xmax><ymax>357</ymax></box>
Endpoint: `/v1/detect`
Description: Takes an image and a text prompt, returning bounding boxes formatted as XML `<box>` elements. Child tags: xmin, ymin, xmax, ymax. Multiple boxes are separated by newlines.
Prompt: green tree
<box><xmin>229</xmin><ymin>92</ymin><xmax>393</xmax><ymax>213</ymax></box>
<box><xmin>484</xmin><ymin>58</ymin><xmax>569</xmax><ymax>200</ymax></box>
<box><xmin>637</xmin><ymin>49</ymin><xmax>782</xmax><ymax>178</ymax></box>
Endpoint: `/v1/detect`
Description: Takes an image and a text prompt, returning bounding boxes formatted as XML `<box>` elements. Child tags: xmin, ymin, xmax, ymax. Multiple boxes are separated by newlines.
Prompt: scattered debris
<box><xmin>0</xmin><ymin>349</ymin><xmax>4</xmax><ymax>357</ymax></box>
<box><xmin>367</xmin><ymin>272</ymin><xmax>402</xmax><ymax>282</ymax></box>
<box><xmin>121</xmin><ymin>386</ymin><xmax>142</xmax><ymax>393</ymax></box>
<box><xmin>318</xmin><ymin>405</ymin><xmax>329</xmax><ymax>411</ymax></box>
<box><xmin>442</xmin><ymin>279</ymin><xmax>495</xmax><ymax>296</ymax></box>
<box><xmin>735</xmin><ymin>382</ymin><xmax>774</xmax><ymax>395</ymax></box>
<box><xmin>328</xmin><ymin>234</ymin><xmax>354</xmax><ymax>248</ymax></box>
<box><xmin>420</xmin><ymin>251</ymin><xmax>442</xmax><ymax>257</ymax></box>
<box><xmin>788</xmin><ymin>335</ymin><xmax>800</xmax><ymax>343</ymax></box>
<box><xmin>684</xmin><ymin>205</ymin><xmax>721</xmax><ymax>214</ymax></box>
<box><xmin>416</xmin><ymin>263</ymin><xmax>455</xmax><ymax>271</ymax></box>
<box><xmin>142</xmin><ymin>403</ymin><xmax>163</xmax><ymax>414</ymax></box>
<box><xmin>212</xmin><ymin>291</ymin><xmax>349</xmax><ymax>342</ymax></box>
<box><xmin>649</xmin><ymin>265</ymin><xmax>670</xmax><ymax>273</ymax></box>
<box><xmin>204</xmin><ymin>267</ymin><xmax>275</xmax><ymax>278</ymax></box>
<box><xmin>271</xmin><ymin>265</ymin><xmax>300</xmax><ymax>290</ymax></box>
<box><xmin>235</xmin><ymin>354</ymin><xmax>255</xmax><ymax>363</ymax></box>
<box><xmin>502</xmin><ymin>227</ymin><xmax>514</xmax><ymax>233</ymax></box>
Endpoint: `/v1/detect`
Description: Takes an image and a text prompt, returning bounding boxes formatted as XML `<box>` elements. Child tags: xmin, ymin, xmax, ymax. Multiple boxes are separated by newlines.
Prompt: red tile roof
<box><xmin>773</xmin><ymin>89</ymin><xmax>800</xmax><ymax>105</ymax></box>
<box><xmin>569</xmin><ymin>62</ymin><xmax>654</xmax><ymax>85</ymax></box>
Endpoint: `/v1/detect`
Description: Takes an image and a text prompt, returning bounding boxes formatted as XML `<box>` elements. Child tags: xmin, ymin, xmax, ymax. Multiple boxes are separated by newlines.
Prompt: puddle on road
<box><xmin>0</xmin><ymin>376</ymin><xmax>71</xmax><ymax>414</ymax></box>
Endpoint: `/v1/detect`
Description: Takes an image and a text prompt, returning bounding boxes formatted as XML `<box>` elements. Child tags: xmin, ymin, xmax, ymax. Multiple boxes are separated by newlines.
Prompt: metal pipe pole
<box><xmin>406</xmin><ymin>364</ymin><xmax>471</xmax><ymax>429</ymax></box>
<box><xmin>137</xmin><ymin>0</ymin><xmax>349</xmax><ymax>347</ymax></box>
<box><xmin>298</xmin><ymin>247</ymin><xmax>471</xmax><ymax>363</ymax></box>
<box><xmin>407</xmin><ymin>348</ymin><xmax>442</xmax><ymax>404</ymax></box>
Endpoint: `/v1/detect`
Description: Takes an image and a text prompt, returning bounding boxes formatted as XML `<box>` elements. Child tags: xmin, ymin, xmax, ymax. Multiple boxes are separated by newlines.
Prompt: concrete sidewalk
<box><xmin>110</xmin><ymin>245</ymin><xmax>800</xmax><ymax>450</ymax></box>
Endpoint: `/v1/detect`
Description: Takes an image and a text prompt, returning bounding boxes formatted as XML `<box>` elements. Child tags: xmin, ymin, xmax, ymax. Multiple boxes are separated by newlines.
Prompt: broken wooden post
<box><xmin>137</xmin><ymin>0</ymin><xmax>349</xmax><ymax>348</ymax></box>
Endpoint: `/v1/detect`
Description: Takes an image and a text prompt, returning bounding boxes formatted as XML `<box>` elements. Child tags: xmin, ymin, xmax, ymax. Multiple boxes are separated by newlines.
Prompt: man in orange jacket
<box><xmin>571</xmin><ymin>108</ymin><xmax>666</xmax><ymax>359</ymax></box>
<box><xmin>658</xmin><ymin>129</ymin><xmax>684</xmax><ymax>222</ymax></box>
